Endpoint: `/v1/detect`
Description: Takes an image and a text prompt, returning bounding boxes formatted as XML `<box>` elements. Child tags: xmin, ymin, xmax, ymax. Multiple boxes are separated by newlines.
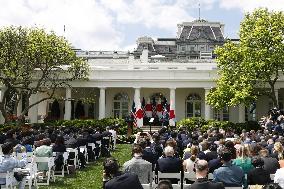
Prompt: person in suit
<box><xmin>123</xmin><ymin>144</ymin><xmax>152</xmax><ymax>184</ymax></box>
<box><xmin>259</xmin><ymin>149</ymin><xmax>280</xmax><ymax>174</ymax></box>
<box><xmin>103</xmin><ymin>157</ymin><xmax>143</xmax><ymax>189</ymax></box>
<box><xmin>156</xmin><ymin>146</ymin><xmax>182</xmax><ymax>184</ymax></box>
<box><xmin>186</xmin><ymin>160</ymin><xmax>224</xmax><ymax>189</ymax></box>
<box><xmin>247</xmin><ymin>157</ymin><xmax>271</xmax><ymax>185</ymax></box>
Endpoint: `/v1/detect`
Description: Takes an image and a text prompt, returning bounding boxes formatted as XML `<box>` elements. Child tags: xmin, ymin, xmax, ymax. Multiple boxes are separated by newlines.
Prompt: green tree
<box><xmin>0</xmin><ymin>26</ymin><xmax>89</xmax><ymax>123</ymax></box>
<box><xmin>207</xmin><ymin>8</ymin><xmax>284</xmax><ymax>109</ymax></box>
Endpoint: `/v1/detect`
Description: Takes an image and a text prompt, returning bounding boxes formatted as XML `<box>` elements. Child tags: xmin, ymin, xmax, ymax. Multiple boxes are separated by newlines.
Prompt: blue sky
<box><xmin>0</xmin><ymin>0</ymin><xmax>282</xmax><ymax>51</ymax></box>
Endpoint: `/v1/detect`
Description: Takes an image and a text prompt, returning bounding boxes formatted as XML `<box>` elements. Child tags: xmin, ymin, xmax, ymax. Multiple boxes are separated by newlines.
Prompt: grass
<box><xmin>40</xmin><ymin>144</ymin><xmax>132</xmax><ymax>189</ymax></box>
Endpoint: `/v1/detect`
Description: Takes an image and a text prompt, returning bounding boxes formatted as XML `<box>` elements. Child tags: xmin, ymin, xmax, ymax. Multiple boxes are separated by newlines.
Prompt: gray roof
<box><xmin>179</xmin><ymin>25</ymin><xmax>224</xmax><ymax>41</ymax></box>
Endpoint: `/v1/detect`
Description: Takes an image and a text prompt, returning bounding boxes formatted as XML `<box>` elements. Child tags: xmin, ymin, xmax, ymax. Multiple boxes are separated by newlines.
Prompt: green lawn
<box><xmin>40</xmin><ymin>144</ymin><xmax>132</xmax><ymax>189</ymax></box>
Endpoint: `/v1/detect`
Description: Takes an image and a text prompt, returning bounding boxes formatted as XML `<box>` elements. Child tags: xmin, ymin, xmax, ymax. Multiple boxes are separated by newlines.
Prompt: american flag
<box><xmin>152</xmin><ymin>97</ymin><xmax>156</xmax><ymax>117</ymax></box>
<box><xmin>141</xmin><ymin>97</ymin><xmax>146</xmax><ymax>117</ymax></box>
<box><xmin>131</xmin><ymin>100</ymin><xmax>137</xmax><ymax>127</ymax></box>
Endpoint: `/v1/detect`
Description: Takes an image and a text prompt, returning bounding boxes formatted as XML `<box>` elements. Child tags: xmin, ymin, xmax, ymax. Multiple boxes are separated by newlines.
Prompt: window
<box><xmin>245</xmin><ymin>102</ymin><xmax>256</xmax><ymax>121</ymax></box>
<box><xmin>185</xmin><ymin>94</ymin><xmax>201</xmax><ymax>118</ymax></box>
<box><xmin>214</xmin><ymin>106</ymin><xmax>229</xmax><ymax>121</ymax></box>
<box><xmin>113</xmin><ymin>93</ymin><xmax>129</xmax><ymax>119</ymax></box>
<box><xmin>180</xmin><ymin>45</ymin><xmax>186</xmax><ymax>52</ymax></box>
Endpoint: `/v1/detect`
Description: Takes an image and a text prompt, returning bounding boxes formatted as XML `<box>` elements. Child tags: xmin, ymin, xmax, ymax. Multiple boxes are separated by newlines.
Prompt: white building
<box><xmin>4</xmin><ymin>20</ymin><xmax>284</xmax><ymax>124</ymax></box>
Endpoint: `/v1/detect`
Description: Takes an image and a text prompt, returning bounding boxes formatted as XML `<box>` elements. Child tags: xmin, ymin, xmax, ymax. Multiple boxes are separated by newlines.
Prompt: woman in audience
<box><xmin>34</xmin><ymin>138</ymin><xmax>53</xmax><ymax>172</ymax></box>
<box><xmin>271</xmin><ymin>142</ymin><xmax>284</xmax><ymax>161</ymax></box>
<box><xmin>247</xmin><ymin>156</ymin><xmax>271</xmax><ymax>185</ymax></box>
<box><xmin>183</xmin><ymin>145</ymin><xmax>199</xmax><ymax>172</ymax></box>
<box><xmin>52</xmin><ymin>135</ymin><xmax>67</xmax><ymax>171</ymax></box>
<box><xmin>232</xmin><ymin>145</ymin><xmax>254</xmax><ymax>174</ymax></box>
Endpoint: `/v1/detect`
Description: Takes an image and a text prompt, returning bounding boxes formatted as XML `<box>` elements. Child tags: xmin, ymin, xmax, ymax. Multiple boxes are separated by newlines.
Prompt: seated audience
<box><xmin>156</xmin><ymin>146</ymin><xmax>182</xmax><ymax>184</ymax></box>
<box><xmin>0</xmin><ymin>142</ymin><xmax>27</xmax><ymax>189</ymax></box>
<box><xmin>186</xmin><ymin>160</ymin><xmax>224</xmax><ymax>189</ymax></box>
<box><xmin>157</xmin><ymin>180</ymin><xmax>173</xmax><ymax>189</ymax></box>
<box><xmin>259</xmin><ymin>149</ymin><xmax>280</xmax><ymax>174</ymax></box>
<box><xmin>247</xmin><ymin>157</ymin><xmax>271</xmax><ymax>185</ymax></box>
<box><xmin>271</xmin><ymin>142</ymin><xmax>284</xmax><ymax>161</ymax></box>
<box><xmin>213</xmin><ymin>147</ymin><xmax>245</xmax><ymax>187</ymax></box>
<box><xmin>232</xmin><ymin>145</ymin><xmax>254</xmax><ymax>174</ymax></box>
<box><xmin>34</xmin><ymin>138</ymin><xmax>53</xmax><ymax>171</ymax></box>
<box><xmin>183</xmin><ymin>145</ymin><xmax>199</xmax><ymax>172</ymax></box>
<box><xmin>103</xmin><ymin>157</ymin><xmax>143</xmax><ymax>189</ymax></box>
<box><xmin>52</xmin><ymin>135</ymin><xmax>67</xmax><ymax>171</ymax></box>
<box><xmin>274</xmin><ymin>166</ymin><xmax>284</xmax><ymax>189</ymax></box>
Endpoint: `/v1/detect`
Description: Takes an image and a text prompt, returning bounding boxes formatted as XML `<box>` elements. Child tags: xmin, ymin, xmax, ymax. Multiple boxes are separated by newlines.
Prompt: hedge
<box><xmin>0</xmin><ymin>118</ymin><xmax>142</xmax><ymax>135</ymax></box>
<box><xmin>177</xmin><ymin>117</ymin><xmax>261</xmax><ymax>134</ymax></box>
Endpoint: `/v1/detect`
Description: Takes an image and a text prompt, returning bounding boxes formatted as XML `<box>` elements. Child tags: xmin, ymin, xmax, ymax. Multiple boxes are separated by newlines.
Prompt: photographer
<box><xmin>134</xmin><ymin>132</ymin><xmax>153</xmax><ymax>144</ymax></box>
<box><xmin>103</xmin><ymin>157</ymin><xmax>143</xmax><ymax>189</ymax></box>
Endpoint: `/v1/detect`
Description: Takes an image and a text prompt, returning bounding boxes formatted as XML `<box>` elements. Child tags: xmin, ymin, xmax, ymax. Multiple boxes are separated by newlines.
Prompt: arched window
<box><xmin>113</xmin><ymin>93</ymin><xmax>129</xmax><ymax>119</ymax></box>
<box><xmin>185</xmin><ymin>93</ymin><xmax>201</xmax><ymax>118</ymax></box>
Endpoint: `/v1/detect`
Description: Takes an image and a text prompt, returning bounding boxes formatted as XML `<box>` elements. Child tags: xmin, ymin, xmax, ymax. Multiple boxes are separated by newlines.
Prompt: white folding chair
<box><xmin>16</xmin><ymin>152</ymin><xmax>34</xmax><ymax>163</ymax></box>
<box><xmin>208</xmin><ymin>173</ymin><xmax>213</xmax><ymax>180</ymax></box>
<box><xmin>79</xmin><ymin>146</ymin><xmax>88</xmax><ymax>164</ymax></box>
<box><xmin>53</xmin><ymin>152</ymin><xmax>69</xmax><ymax>177</ymax></box>
<box><xmin>157</xmin><ymin>172</ymin><xmax>181</xmax><ymax>189</ymax></box>
<box><xmin>34</xmin><ymin>157</ymin><xmax>55</xmax><ymax>185</ymax></box>
<box><xmin>0</xmin><ymin>171</ymin><xmax>14</xmax><ymax>189</ymax></box>
<box><xmin>142</xmin><ymin>183</ymin><xmax>151</xmax><ymax>189</ymax></box>
<box><xmin>95</xmin><ymin>141</ymin><xmax>102</xmax><ymax>159</ymax></box>
<box><xmin>184</xmin><ymin>171</ymin><xmax>196</xmax><ymax>181</ymax></box>
<box><xmin>67</xmin><ymin>148</ymin><xmax>79</xmax><ymax>169</ymax></box>
<box><xmin>183</xmin><ymin>171</ymin><xmax>196</xmax><ymax>188</ymax></box>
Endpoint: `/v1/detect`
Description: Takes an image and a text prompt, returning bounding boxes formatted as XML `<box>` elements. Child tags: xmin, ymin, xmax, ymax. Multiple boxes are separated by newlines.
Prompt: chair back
<box><xmin>184</xmin><ymin>171</ymin><xmax>196</xmax><ymax>182</ymax></box>
<box><xmin>0</xmin><ymin>171</ymin><xmax>14</xmax><ymax>189</ymax></box>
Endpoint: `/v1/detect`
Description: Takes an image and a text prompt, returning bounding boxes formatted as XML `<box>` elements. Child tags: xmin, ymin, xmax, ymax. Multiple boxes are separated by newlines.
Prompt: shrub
<box><xmin>177</xmin><ymin>118</ymin><xmax>261</xmax><ymax>134</ymax></box>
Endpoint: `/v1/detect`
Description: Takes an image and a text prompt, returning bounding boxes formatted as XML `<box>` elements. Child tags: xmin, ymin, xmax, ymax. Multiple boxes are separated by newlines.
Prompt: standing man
<box><xmin>123</xmin><ymin>144</ymin><xmax>152</xmax><ymax>184</ymax></box>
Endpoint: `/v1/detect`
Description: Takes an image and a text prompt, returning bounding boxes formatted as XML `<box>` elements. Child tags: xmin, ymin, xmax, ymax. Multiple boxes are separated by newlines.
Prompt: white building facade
<box><xmin>2</xmin><ymin>20</ymin><xmax>284</xmax><ymax>124</ymax></box>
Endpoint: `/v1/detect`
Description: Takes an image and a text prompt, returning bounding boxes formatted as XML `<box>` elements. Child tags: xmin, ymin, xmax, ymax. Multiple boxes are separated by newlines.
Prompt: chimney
<box><xmin>140</xmin><ymin>48</ymin><xmax>149</xmax><ymax>63</ymax></box>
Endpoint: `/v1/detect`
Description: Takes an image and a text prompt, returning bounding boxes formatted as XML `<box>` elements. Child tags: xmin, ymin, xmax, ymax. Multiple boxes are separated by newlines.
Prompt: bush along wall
<box><xmin>177</xmin><ymin>117</ymin><xmax>261</xmax><ymax>134</ymax></box>
<box><xmin>0</xmin><ymin>118</ymin><xmax>142</xmax><ymax>136</ymax></box>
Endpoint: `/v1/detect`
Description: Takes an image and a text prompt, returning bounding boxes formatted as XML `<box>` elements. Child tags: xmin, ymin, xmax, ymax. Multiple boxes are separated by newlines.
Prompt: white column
<box><xmin>275</xmin><ymin>88</ymin><xmax>279</xmax><ymax>107</ymax></box>
<box><xmin>0</xmin><ymin>87</ymin><xmax>7</xmax><ymax>124</ymax></box>
<box><xmin>28</xmin><ymin>93</ymin><xmax>38</xmax><ymax>123</ymax></box>
<box><xmin>204</xmin><ymin>88</ymin><xmax>212</xmax><ymax>120</ymax></box>
<box><xmin>134</xmin><ymin>87</ymin><xmax>141</xmax><ymax>108</ymax></box>
<box><xmin>99</xmin><ymin>87</ymin><xmax>106</xmax><ymax>119</ymax></box>
<box><xmin>238</xmin><ymin>103</ymin><xmax>245</xmax><ymax>123</ymax></box>
<box><xmin>169</xmin><ymin>88</ymin><xmax>176</xmax><ymax>126</ymax></box>
<box><xmin>64</xmin><ymin>88</ymin><xmax>72</xmax><ymax>120</ymax></box>
<box><xmin>17</xmin><ymin>95</ymin><xmax>22</xmax><ymax>117</ymax></box>
<box><xmin>170</xmin><ymin>88</ymin><xmax>176</xmax><ymax>111</ymax></box>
